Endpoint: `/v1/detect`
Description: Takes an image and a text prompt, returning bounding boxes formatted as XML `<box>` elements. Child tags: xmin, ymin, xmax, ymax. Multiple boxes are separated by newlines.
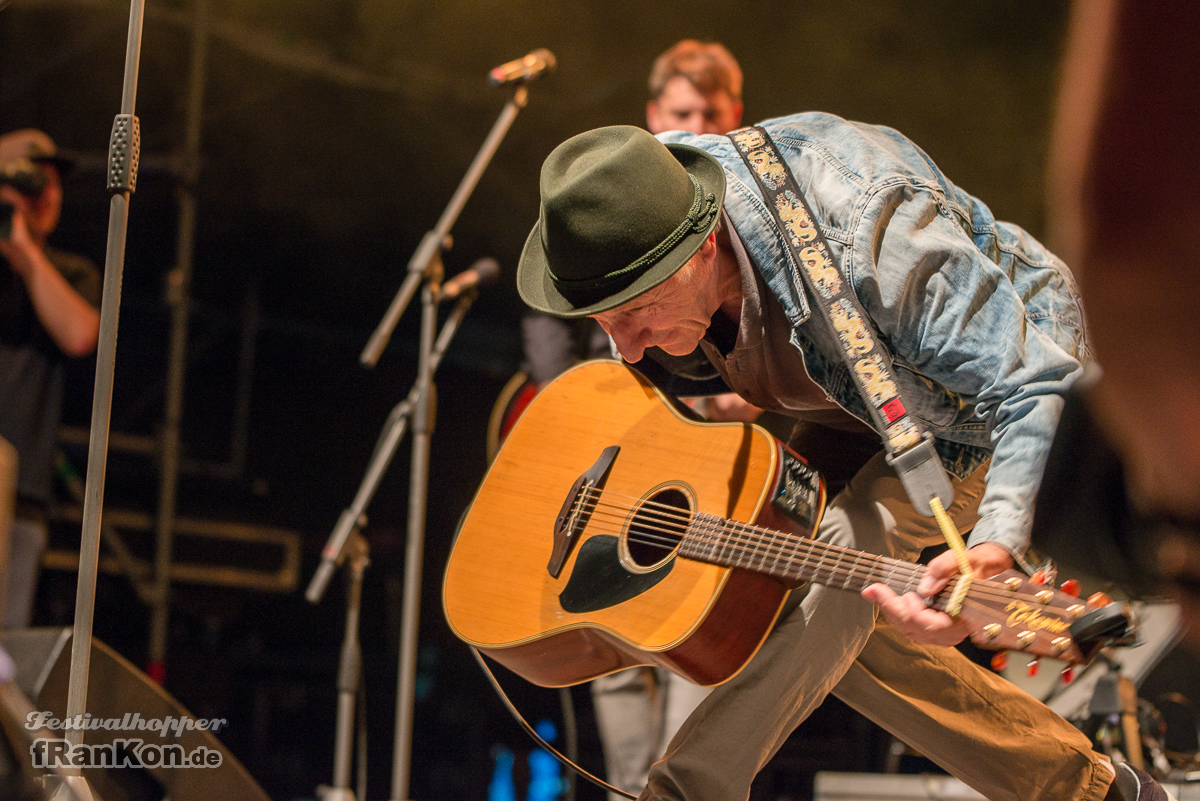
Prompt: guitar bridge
<box><xmin>547</xmin><ymin>446</ymin><xmax>619</xmax><ymax>578</ymax></box>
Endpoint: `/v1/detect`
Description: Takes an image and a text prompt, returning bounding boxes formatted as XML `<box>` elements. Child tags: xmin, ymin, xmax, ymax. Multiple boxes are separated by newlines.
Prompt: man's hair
<box><xmin>648</xmin><ymin>40</ymin><xmax>743</xmax><ymax>103</ymax></box>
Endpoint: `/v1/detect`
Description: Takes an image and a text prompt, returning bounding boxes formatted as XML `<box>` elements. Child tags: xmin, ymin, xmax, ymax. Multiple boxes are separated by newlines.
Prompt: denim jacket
<box><xmin>649</xmin><ymin>112</ymin><xmax>1088</xmax><ymax>557</ymax></box>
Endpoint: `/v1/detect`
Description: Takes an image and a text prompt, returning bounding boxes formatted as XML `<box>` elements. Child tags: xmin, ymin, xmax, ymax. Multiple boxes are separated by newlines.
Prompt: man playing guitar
<box><xmin>508</xmin><ymin>110</ymin><xmax>1174</xmax><ymax>801</ymax></box>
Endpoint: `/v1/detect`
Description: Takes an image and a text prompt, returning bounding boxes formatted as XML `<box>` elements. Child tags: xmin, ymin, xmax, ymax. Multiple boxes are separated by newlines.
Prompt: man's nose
<box><xmin>610</xmin><ymin>327</ymin><xmax>648</xmax><ymax>363</ymax></box>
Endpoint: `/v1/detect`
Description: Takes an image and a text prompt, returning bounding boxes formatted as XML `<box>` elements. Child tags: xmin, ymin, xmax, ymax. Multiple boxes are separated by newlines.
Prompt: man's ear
<box><xmin>696</xmin><ymin>229</ymin><xmax>719</xmax><ymax>262</ymax></box>
<box><xmin>731</xmin><ymin>102</ymin><xmax>744</xmax><ymax>129</ymax></box>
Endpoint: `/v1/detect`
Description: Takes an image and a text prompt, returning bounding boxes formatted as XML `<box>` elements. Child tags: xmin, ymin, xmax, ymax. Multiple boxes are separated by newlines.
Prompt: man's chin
<box><xmin>658</xmin><ymin>338</ymin><xmax>702</xmax><ymax>357</ymax></box>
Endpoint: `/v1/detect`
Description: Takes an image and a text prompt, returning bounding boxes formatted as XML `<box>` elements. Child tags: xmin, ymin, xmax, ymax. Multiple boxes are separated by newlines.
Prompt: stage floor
<box><xmin>815</xmin><ymin>772</ymin><xmax>1200</xmax><ymax>801</ymax></box>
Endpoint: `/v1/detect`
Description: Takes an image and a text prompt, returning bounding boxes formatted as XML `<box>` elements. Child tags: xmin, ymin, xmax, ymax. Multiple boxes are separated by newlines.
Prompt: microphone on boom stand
<box><xmin>351</xmin><ymin>52</ymin><xmax>548</xmax><ymax>801</ymax></box>
<box><xmin>441</xmin><ymin>257</ymin><xmax>501</xmax><ymax>301</ymax></box>
<box><xmin>489</xmin><ymin>49</ymin><xmax>557</xmax><ymax>86</ymax></box>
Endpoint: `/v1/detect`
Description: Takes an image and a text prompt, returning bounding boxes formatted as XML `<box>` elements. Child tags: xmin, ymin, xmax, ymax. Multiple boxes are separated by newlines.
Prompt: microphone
<box><xmin>488</xmin><ymin>49</ymin><xmax>556</xmax><ymax>86</ymax></box>
<box><xmin>441</xmin><ymin>257</ymin><xmax>501</xmax><ymax>300</ymax></box>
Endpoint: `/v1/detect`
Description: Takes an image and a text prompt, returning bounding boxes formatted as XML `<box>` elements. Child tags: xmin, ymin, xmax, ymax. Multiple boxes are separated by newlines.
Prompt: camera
<box><xmin>0</xmin><ymin>157</ymin><xmax>48</xmax><ymax>196</ymax></box>
<box><xmin>0</xmin><ymin>157</ymin><xmax>45</xmax><ymax>241</ymax></box>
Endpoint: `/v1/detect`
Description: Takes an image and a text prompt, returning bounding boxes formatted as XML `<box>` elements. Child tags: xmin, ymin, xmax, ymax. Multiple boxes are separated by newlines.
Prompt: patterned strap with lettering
<box><xmin>727</xmin><ymin>126</ymin><xmax>953</xmax><ymax>519</ymax></box>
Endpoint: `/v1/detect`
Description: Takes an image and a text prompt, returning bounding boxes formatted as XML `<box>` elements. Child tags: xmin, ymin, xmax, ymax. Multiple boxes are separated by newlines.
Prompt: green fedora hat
<box><xmin>517</xmin><ymin>125</ymin><xmax>726</xmax><ymax>317</ymax></box>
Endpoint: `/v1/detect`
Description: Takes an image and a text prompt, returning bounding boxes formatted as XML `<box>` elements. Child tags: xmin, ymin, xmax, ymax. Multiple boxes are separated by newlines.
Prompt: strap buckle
<box><xmin>886</xmin><ymin>432</ymin><xmax>954</xmax><ymax>517</ymax></box>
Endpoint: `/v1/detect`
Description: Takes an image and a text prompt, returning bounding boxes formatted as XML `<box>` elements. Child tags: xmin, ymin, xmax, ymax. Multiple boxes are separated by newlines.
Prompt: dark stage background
<box><xmin>1</xmin><ymin>2</ymin><xmax>1080</xmax><ymax>799</ymax></box>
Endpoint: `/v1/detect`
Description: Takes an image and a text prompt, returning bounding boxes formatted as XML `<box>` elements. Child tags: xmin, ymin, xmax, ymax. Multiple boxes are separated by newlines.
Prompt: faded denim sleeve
<box><xmin>850</xmin><ymin>184</ymin><xmax>1084</xmax><ymax>556</ymax></box>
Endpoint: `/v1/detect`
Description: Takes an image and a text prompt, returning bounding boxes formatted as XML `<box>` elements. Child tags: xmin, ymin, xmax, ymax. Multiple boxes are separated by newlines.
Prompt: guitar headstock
<box><xmin>950</xmin><ymin>570</ymin><xmax>1136</xmax><ymax>665</ymax></box>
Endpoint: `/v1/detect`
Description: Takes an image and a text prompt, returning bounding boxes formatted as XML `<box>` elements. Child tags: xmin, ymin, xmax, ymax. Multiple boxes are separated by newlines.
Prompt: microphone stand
<box><xmin>385</xmin><ymin>95</ymin><xmax>533</xmax><ymax>801</ymax></box>
<box><xmin>45</xmin><ymin>1</ymin><xmax>146</xmax><ymax>799</ymax></box>
<box><xmin>317</xmin><ymin>526</ymin><xmax>369</xmax><ymax>801</ymax></box>
<box><xmin>306</xmin><ymin>282</ymin><xmax>488</xmax><ymax>801</ymax></box>
<box><xmin>305</xmin><ymin>79</ymin><xmax>532</xmax><ymax>801</ymax></box>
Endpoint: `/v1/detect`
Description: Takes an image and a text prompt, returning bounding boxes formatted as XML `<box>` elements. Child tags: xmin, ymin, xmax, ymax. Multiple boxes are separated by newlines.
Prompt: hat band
<box><xmin>548</xmin><ymin>173</ymin><xmax>717</xmax><ymax>294</ymax></box>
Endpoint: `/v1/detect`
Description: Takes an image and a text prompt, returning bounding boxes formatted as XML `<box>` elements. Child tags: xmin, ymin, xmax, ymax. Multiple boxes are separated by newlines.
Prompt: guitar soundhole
<box><xmin>625</xmin><ymin>487</ymin><xmax>692</xmax><ymax>570</ymax></box>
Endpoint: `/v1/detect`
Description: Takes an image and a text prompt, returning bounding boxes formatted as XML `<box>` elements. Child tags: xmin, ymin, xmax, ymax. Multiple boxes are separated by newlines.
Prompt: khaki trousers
<box><xmin>641</xmin><ymin>451</ymin><xmax>1112</xmax><ymax>801</ymax></box>
<box><xmin>592</xmin><ymin>666</ymin><xmax>711</xmax><ymax>800</ymax></box>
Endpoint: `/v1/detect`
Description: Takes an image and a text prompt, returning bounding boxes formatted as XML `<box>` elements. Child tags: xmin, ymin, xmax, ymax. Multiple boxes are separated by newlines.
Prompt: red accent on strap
<box><xmin>881</xmin><ymin>398</ymin><xmax>906</xmax><ymax>423</ymax></box>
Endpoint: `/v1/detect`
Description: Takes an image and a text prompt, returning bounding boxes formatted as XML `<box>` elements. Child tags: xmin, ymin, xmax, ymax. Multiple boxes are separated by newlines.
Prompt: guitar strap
<box><xmin>725</xmin><ymin>126</ymin><xmax>953</xmax><ymax>519</ymax></box>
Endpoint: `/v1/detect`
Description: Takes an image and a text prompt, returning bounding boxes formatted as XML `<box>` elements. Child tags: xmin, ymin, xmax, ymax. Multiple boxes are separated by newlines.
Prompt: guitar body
<box><xmin>443</xmin><ymin>360</ymin><xmax>815</xmax><ymax>688</ymax></box>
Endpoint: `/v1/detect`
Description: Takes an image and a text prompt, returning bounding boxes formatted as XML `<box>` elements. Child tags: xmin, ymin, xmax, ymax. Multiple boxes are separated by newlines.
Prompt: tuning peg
<box><xmin>1059</xmin><ymin>579</ymin><xmax>1081</xmax><ymax>597</ymax></box>
<box><xmin>1060</xmin><ymin>666</ymin><xmax>1075</xmax><ymax>684</ymax></box>
<box><xmin>1087</xmin><ymin>591</ymin><xmax>1113</xmax><ymax>608</ymax></box>
<box><xmin>1027</xmin><ymin>659</ymin><xmax>1040</xmax><ymax>677</ymax></box>
<box><xmin>1031</xmin><ymin>561</ymin><xmax>1057</xmax><ymax>586</ymax></box>
<box><xmin>991</xmin><ymin>651</ymin><xmax>1009</xmax><ymax>672</ymax></box>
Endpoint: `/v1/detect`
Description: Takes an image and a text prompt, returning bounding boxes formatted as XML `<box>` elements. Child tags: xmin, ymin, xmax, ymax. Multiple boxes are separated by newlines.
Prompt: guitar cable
<box><xmin>470</xmin><ymin>646</ymin><xmax>638</xmax><ymax>800</ymax></box>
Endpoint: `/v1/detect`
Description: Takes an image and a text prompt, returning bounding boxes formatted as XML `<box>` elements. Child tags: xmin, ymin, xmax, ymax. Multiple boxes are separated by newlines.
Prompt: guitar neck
<box><xmin>679</xmin><ymin>512</ymin><xmax>951</xmax><ymax>610</ymax></box>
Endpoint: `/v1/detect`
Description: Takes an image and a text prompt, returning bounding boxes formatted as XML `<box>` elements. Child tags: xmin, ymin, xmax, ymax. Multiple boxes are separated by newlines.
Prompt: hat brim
<box><xmin>517</xmin><ymin>142</ymin><xmax>726</xmax><ymax>318</ymax></box>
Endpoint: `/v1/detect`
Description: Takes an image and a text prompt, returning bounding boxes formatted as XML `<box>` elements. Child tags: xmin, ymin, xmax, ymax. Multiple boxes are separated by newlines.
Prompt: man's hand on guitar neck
<box><xmin>862</xmin><ymin>543</ymin><xmax>1013</xmax><ymax>647</ymax></box>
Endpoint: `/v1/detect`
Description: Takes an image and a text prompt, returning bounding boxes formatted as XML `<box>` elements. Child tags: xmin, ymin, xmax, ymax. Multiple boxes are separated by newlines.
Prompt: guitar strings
<box><xmin>568</xmin><ymin>484</ymin><xmax>1070</xmax><ymax>618</ymax></box>
<box><xmin>547</xmin><ymin>480</ymin><xmax>1079</xmax><ymax>641</ymax></box>
<box><xmin>553</xmin><ymin>491</ymin><xmax>1063</xmax><ymax>631</ymax></box>
<box><xmin>563</xmin><ymin>492</ymin><xmax>1040</xmax><ymax>621</ymax></box>
<box><xmin>580</xmin><ymin>505</ymin><xmax>933</xmax><ymax>600</ymax></box>
<box><xmin>575</xmin><ymin>486</ymin><xmax>929</xmax><ymax>589</ymax></box>
<box><xmin>578</xmin><ymin>500</ymin><xmax>933</xmax><ymax>598</ymax></box>
<box><xmin>574</xmin><ymin>485</ymin><xmax>995</xmax><ymax>598</ymax></box>
<box><xmin>560</xmin><ymin>489</ymin><xmax>1001</xmax><ymax>620</ymax></box>
<box><xmin>579</xmin><ymin>499</ymin><xmax>914</xmax><ymax>587</ymax></box>
<box><xmin>584</xmin><ymin>498</ymin><xmax>1052</xmax><ymax>613</ymax></box>
<box><xmin>568</xmin><ymin>486</ymin><xmax>1069</xmax><ymax>611</ymax></box>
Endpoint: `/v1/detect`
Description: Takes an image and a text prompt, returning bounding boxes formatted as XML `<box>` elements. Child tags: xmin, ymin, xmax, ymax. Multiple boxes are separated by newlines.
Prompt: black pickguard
<box><xmin>558</xmin><ymin>535</ymin><xmax>674</xmax><ymax>614</ymax></box>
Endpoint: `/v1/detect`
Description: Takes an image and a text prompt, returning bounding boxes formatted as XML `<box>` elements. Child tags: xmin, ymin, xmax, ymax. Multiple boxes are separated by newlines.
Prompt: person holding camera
<box><xmin>0</xmin><ymin>128</ymin><xmax>100</xmax><ymax>628</ymax></box>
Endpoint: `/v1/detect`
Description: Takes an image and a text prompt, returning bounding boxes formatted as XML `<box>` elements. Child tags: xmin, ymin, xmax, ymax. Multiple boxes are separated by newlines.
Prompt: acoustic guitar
<box><xmin>444</xmin><ymin>360</ymin><xmax>1131</xmax><ymax>688</ymax></box>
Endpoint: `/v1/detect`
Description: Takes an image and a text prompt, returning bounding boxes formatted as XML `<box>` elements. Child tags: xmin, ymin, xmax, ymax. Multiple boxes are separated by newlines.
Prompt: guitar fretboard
<box><xmin>680</xmin><ymin>511</ymin><xmax>948</xmax><ymax>609</ymax></box>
